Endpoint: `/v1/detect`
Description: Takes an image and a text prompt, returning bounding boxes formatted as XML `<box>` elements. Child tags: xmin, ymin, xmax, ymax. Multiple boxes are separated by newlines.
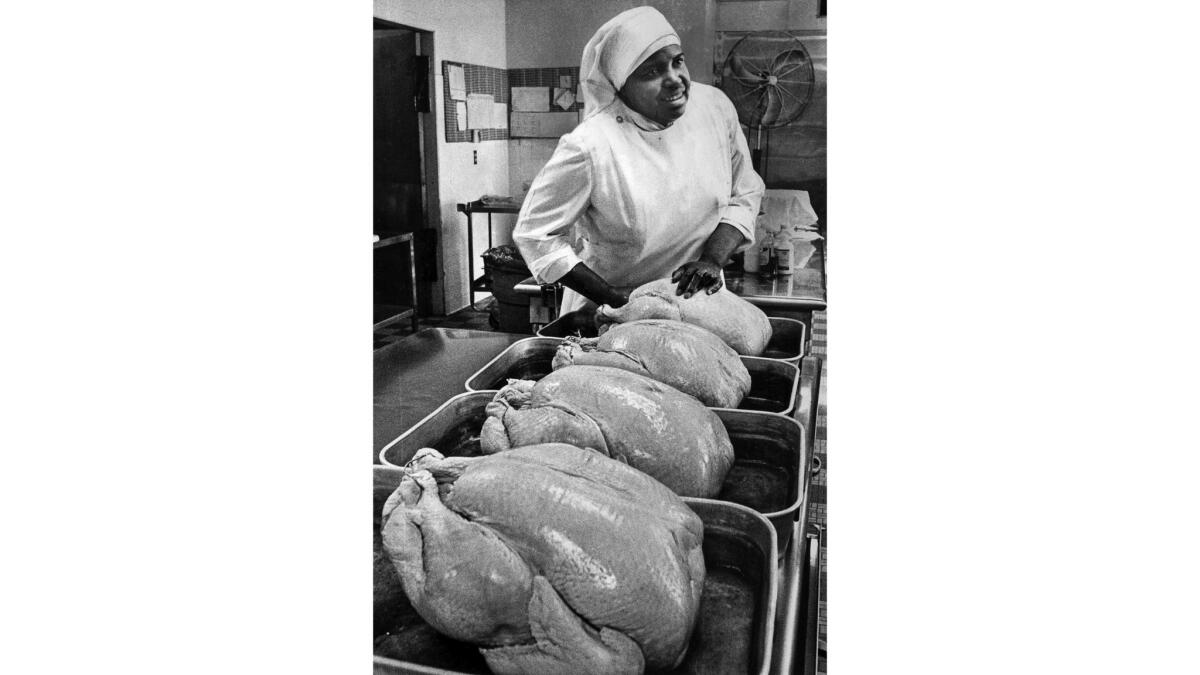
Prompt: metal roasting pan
<box><xmin>538</xmin><ymin>311</ymin><xmax>806</xmax><ymax>363</ymax></box>
<box><xmin>378</xmin><ymin>393</ymin><xmax>807</xmax><ymax>553</ymax></box>
<box><xmin>373</xmin><ymin>466</ymin><xmax>778</xmax><ymax>675</ymax></box>
<box><xmin>798</xmin><ymin>524</ymin><xmax>824</xmax><ymax>675</ymax></box>
<box><xmin>769</xmin><ymin>520</ymin><xmax>805</xmax><ymax>675</ymax></box>
<box><xmin>463</xmin><ymin>338</ymin><xmax>800</xmax><ymax>415</ymax></box>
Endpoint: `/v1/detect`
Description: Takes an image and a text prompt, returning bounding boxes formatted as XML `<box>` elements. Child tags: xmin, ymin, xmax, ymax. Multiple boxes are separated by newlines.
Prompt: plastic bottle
<box><xmin>773</xmin><ymin>233</ymin><xmax>793</xmax><ymax>276</ymax></box>
<box><xmin>757</xmin><ymin>240</ymin><xmax>775</xmax><ymax>279</ymax></box>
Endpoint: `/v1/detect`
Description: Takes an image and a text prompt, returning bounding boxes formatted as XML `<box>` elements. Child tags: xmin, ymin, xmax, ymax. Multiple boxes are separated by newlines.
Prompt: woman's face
<box><xmin>618</xmin><ymin>44</ymin><xmax>690</xmax><ymax>126</ymax></box>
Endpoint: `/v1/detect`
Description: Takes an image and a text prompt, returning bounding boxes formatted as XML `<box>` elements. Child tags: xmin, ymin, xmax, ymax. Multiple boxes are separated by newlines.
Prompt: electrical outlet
<box><xmin>473</xmin><ymin>150</ymin><xmax>478</xmax><ymax>165</ymax></box>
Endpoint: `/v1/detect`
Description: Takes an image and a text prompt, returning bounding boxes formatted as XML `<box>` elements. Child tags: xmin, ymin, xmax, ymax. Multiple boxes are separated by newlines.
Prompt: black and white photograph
<box><xmin>6</xmin><ymin>1</ymin><xmax>1199</xmax><ymax>673</ymax></box>
<box><xmin>373</xmin><ymin>2</ymin><xmax>826</xmax><ymax>673</ymax></box>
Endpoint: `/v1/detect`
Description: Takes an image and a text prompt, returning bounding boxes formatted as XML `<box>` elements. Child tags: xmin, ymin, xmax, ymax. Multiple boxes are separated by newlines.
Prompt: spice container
<box><xmin>773</xmin><ymin>233</ymin><xmax>793</xmax><ymax>276</ymax></box>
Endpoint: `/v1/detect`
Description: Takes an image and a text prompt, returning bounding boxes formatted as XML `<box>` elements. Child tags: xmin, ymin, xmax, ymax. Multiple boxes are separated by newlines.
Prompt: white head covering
<box><xmin>579</xmin><ymin>6</ymin><xmax>681</xmax><ymax>119</ymax></box>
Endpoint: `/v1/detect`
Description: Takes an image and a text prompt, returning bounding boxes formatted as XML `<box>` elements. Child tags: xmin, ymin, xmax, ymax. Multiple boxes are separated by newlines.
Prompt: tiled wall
<box><xmin>441</xmin><ymin>61</ymin><xmax>510</xmax><ymax>143</ymax></box>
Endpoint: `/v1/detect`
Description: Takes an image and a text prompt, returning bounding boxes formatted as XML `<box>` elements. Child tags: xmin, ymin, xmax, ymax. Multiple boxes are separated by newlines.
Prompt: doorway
<box><xmin>374</xmin><ymin>19</ymin><xmax>440</xmax><ymax>318</ymax></box>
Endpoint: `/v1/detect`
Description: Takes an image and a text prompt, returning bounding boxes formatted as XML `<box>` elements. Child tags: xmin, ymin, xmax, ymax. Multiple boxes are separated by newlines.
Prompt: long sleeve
<box><xmin>512</xmin><ymin>134</ymin><xmax>593</xmax><ymax>284</ymax></box>
<box><xmin>717</xmin><ymin>95</ymin><xmax>766</xmax><ymax>252</ymax></box>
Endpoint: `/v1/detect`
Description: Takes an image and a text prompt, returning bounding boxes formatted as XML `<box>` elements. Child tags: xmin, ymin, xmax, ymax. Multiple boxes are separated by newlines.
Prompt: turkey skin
<box><xmin>380</xmin><ymin>445</ymin><xmax>706</xmax><ymax>674</ymax></box>
<box><xmin>480</xmin><ymin>365</ymin><xmax>735</xmax><ymax>498</ymax></box>
<box><xmin>552</xmin><ymin>319</ymin><xmax>751</xmax><ymax>408</ymax></box>
<box><xmin>595</xmin><ymin>278</ymin><xmax>773</xmax><ymax>356</ymax></box>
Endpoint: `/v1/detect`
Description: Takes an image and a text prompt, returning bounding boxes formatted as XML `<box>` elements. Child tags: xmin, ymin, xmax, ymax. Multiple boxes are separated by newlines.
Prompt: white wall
<box><xmin>375</xmin><ymin>0</ymin><xmax>511</xmax><ymax>314</ymax></box>
<box><xmin>506</xmin><ymin>0</ymin><xmax>716</xmax><ymax>77</ymax></box>
<box><xmin>715</xmin><ymin>0</ymin><xmax>826</xmax><ymax>33</ymax></box>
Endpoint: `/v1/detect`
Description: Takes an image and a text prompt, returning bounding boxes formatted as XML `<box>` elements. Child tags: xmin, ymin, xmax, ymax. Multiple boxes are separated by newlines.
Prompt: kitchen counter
<box><xmin>726</xmin><ymin>236</ymin><xmax>826</xmax><ymax>310</ymax></box>
<box><xmin>373</xmin><ymin>327</ymin><xmax>526</xmax><ymax>461</ymax></box>
<box><xmin>513</xmin><ymin>236</ymin><xmax>826</xmax><ymax>314</ymax></box>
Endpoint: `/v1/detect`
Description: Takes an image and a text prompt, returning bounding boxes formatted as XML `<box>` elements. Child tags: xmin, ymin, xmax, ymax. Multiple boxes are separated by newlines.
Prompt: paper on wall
<box><xmin>510</xmin><ymin>112</ymin><xmax>538</xmax><ymax>137</ymax></box>
<box><xmin>466</xmin><ymin>93</ymin><xmax>494</xmax><ymax>130</ymax></box>
<box><xmin>510</xmin><ymin>111</ymin><xmax>579</xmax><ymax>138</ymax></box>
<box><xmin>455</xmin><ymin>102</ymin><xmax>467</xmax><ymax>131</ymax></box>
<box><xmin>512</xmin><ymin>87</ymin><xmax>550</xmax><ymax>112</ymax></box>
<box><xmin>761</xmin><ymin>188</ymin><xmax>820</xmax><ymax>232</ymax></box>
<box><xmin>492</xmin><ymin>102</ymin><xmax>508</xmax><ymax>129</ymax></box>
<box><xmin>545</xmin><ymin>111</ymin><xmax>580</xmax><ymax>136</ymax></box>
<box><xmin>559</xmin><ymin>75</ymin><xmax>573</xmax><ymax>88</ymax></box>
<box><xmin>553</xmin><ymin>87</ymin><xmax>575</xmax><ymax>110</ymax></box>
<box><xmin>447</xmin><ymin>64</ymin><xmax>466</xmax><ymax>101</ymax></box>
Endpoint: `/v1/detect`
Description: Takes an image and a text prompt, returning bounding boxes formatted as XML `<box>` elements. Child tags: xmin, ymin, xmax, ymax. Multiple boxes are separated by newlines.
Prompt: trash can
<box><xmin>482</xmin><ymin>245</ymin><xmax>532</xmax><ymax>334</ymax></box>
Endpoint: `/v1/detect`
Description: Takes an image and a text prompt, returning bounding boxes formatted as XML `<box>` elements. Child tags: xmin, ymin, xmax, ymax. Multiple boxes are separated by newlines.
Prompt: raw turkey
<box><xmin>480</xmin><ymin>364</ymin><xmax>734</xmax><ymax>498</ymax></box>
<box><xmin>380</xmin><ymin>444</ymin><xmax>706</xmax><ymax>674</ymax></box>
<box><xmin>595</xmin><ymin>278</ymin><xmax>773</xmax><ymax>356</ymax></box>
<box><xmin>552</xmin><ymin>319</ymin><xmax>751</xmax><ymax>408</ymax></box>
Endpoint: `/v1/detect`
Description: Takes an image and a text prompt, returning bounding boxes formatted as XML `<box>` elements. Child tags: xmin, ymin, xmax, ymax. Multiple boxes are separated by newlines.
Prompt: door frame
<box><xmin>374</xmin><ymin>18</ymin><xmax>443</xmax><ymax>315</ymax></box>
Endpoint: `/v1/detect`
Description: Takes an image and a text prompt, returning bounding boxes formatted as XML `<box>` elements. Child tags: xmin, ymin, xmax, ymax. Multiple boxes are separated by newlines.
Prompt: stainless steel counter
<box><xmin>373</xmin><ymin>328</ymin><xmax>526</xmax><ymax>461</ymax></box>
<box><xmin>513</xmin><ymin>237</ymin><xmax>826</xmax><ymax>314</ymax></box>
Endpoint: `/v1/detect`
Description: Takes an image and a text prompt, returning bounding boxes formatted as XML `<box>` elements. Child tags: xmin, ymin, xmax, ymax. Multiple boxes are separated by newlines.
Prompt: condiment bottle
<box><xmin>773</xmin><ymin>233</ymin><xmax>793</xmax><ymax>276</ymax></box>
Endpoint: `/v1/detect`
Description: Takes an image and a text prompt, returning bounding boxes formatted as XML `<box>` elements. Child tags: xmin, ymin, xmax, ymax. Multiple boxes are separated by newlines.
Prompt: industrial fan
<box><xmin>720</xmin><ymin>32</ymin><xmax>816</xmax><ymax>176</ymax></box>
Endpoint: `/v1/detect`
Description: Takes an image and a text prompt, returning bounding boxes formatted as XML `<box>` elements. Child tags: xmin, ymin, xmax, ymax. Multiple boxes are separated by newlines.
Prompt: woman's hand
<box><xmin>671</xmin><ymin>258</ymin><xmax>723</xmax><ymax>298</ymax></box>
<box><xmin>672</xmin><ymin>222</ymin><xmax>743</xmax><ymax>298</ymax></box>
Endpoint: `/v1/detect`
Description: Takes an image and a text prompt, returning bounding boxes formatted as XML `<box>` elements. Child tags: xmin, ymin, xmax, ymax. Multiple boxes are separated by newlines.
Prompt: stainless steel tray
<box><xmin>796</xmin><ymin>525</ymin><xmax>824</xmax><ymax>675</ymax></box>
<box><xmin>538</xmin><ymin>311</ymin><xmax>806</xmax><ymax>363</ymax></box>
<box><xmin>464</xmin><ymin>338</ymin><xmax>800</xmax><ymax>415</ymax></box>
<box><xmin>373</xmin><ymin>465</ymin><xmax>777</xmax><ymax>675</ymax></box>
<box><xmin>379</xmin><ymin>393</ymin><xmax>808</xmax><ymax>552</ymax></box>
<box><xmin>378</xmin><ymin>392</ymin><xmax>499</xmax><ymax>464</ymax></box>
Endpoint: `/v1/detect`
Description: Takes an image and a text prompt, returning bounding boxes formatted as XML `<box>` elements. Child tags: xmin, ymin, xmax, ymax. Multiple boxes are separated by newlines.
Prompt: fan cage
<box><xmin>720</xmin><ymin>31</ymin><xmax>816</xmax><ymax>130</ymax></box>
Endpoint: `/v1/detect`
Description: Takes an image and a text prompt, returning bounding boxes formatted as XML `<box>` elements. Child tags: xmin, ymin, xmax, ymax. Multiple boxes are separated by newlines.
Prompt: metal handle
<box><xmin>810</xmin><ymin>454</ymin><xmax>822</xmax><ymax>476</ymax></box>
<box><xmin>800</xmin><ymin>525</ymin><xmax>823</xmax><ymax>675</ymax></box>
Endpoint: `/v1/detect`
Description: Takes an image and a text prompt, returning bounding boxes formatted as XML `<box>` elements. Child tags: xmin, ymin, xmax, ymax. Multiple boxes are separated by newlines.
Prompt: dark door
<box><xmin>374</xmin><ymin>27</ymin><xmax>422</xmax><ymax>231</ymax></box>
<box><xmin>374</xmin><ymin>23</ymin><xmax>435</xmax><ymax>316</ymax></box>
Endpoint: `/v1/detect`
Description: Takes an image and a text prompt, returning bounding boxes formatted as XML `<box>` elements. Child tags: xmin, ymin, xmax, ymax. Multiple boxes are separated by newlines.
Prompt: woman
<box><xmin>512</xmin><ymin>5</ymin><xmax>765</xmax><ymax>315</ymax></box>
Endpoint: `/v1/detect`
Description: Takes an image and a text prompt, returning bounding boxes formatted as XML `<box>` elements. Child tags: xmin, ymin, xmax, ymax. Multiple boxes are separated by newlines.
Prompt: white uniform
<box><xmin>513</xmin><ymin>82</ymin><xmax>765</xmax><ymax>314</ymax></box>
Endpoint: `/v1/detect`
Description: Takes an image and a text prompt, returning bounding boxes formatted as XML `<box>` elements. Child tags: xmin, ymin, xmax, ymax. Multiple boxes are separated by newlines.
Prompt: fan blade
<box><xmin>774</xmin><ymin>69</ymin><xmax>815</xmax><ymax>87</ymax></box>
<box><xmin>763</xmin><ymin>83</ymin><xmax>811</xmax><ymax>127</ymax></box>
<box><xmin>770</xmin><ymin>48</ymin><xmax>810</xmax><ymax>74</ymax></box>
<box><xmin>775</xmin><ymin>83</ymin><xmax>804</xmax><ymax>106</ymax></box>
<box><xmin>774</xmin><ymin>61</ymin><xmax>812</xmax><ymax>81</ymax></box>
<box><xmin>742</xmin><ymin>86</ymin><xmax>769</xmax><ymax>128</ymax></box>
<box><xmin>759</xmin><ymin>88</ymin><xmax>782</xmax><ymax>127</ymax></box>
<box><xmin>726</xmin><ymin>53</ymin><xmax>757</xmax><ymax>81</ymax></box>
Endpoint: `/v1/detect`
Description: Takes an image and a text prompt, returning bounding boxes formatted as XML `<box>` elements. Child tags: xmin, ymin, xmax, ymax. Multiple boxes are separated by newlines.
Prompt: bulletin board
<box><xmin>442</xmin><ymin>61</ymin><xmax>510</xmax><ymax>143</ymax></box>
<box><xmin>507</xmin><ymin>66</ymin><xmax>583</xmax><ymax>139</ymax></box>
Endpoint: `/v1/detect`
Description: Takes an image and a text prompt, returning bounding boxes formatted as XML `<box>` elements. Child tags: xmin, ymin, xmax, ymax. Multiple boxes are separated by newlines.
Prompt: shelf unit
<box><xmin>457</xmin><ymin>200</ymin><xmax>522</xmax><ymax>307</ymax></box>
<box><xmin>373</xmin><ymin>231</ymin><xmax>419</xmax><ymax>333</ymax></box>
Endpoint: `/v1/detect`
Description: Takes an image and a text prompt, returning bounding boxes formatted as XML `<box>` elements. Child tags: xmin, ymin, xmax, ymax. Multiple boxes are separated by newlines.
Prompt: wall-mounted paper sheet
<box><xmin>553</xmin><ymin>87</ymin><xmax>575</xmax><ymax>110</ymax></box>
<box><xmin>510</xmin><ymin>112</ymin><xmax>538</xmax><ymax>137</ymax></box>
<box><xmin>448</xmin><ymin>64</ymin><xmax>466</xmax><ymax>101</ymax></box>
<box><xmin>510</xmin><ymin>111</ymin><xmax>580</xmax><ymax>138</ymax></box>
<box><xmin>492</xmin><ymin>102</ymin><xmax>508</xmax><ymax>129</ymax></box>
<box><xmin>559</xmin><ymin>75</ymin><xmax>573</xmax><ymax>89</ymax></box>
<box><xmin>467</xmin><ymin>93</ymin><xmax>494</xmax><ymax>130</ymax></box>
<box><xmin>455</xmin><ymin>102</ymin><xmax>467</xmax><ymax>131</ymax></box>
<box><xmin>512</xmin><ymin>87</ymin><xmax>550</xmax><ymax>112</ymax></box>
<box><xmin>542</xmin><ymin>111</ymin><xmax>579</xmax><ymax>136</ymax></box>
